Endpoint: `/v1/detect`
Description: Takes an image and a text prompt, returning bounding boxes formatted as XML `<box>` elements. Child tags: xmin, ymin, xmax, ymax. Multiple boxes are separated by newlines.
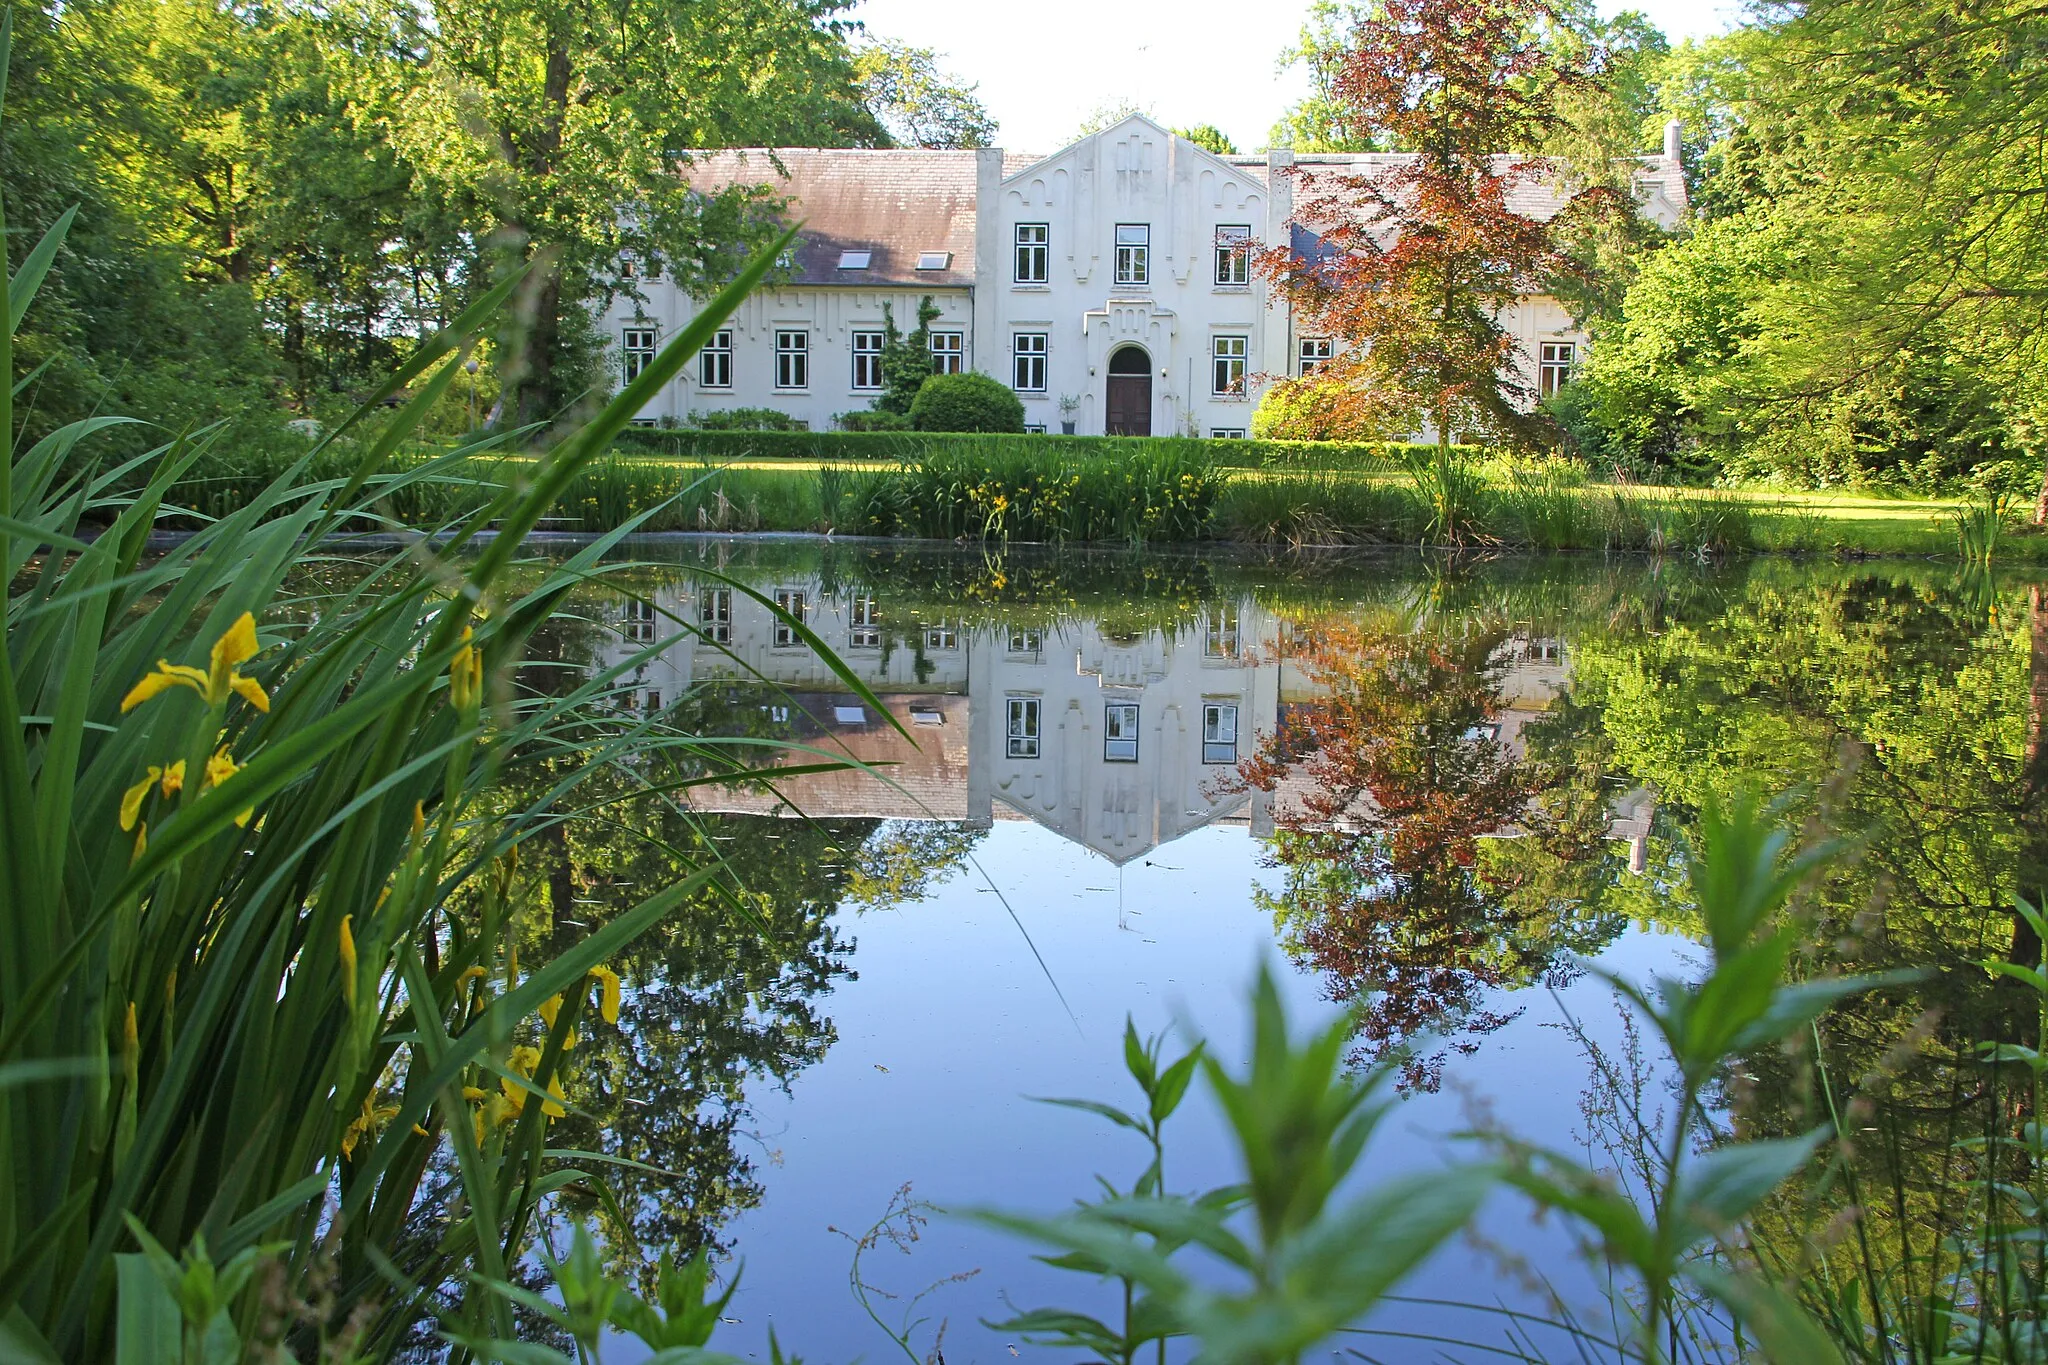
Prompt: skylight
<box><xmin>916</xmin><ymin>251</ymin><xmax>952</xmax><ymax>271</ymax></box>
<box><xmin>837</xmin><ymin>250</ymin><xmax>872</xmax><ymax>270</ymax></box>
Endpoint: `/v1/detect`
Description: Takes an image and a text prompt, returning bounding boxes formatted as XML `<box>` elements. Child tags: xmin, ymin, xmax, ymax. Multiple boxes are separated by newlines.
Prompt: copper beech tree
<box><xmin>1255</xmin><ymin>0</ymin><xmax>1632</xmax><ymax>452</ymax></box>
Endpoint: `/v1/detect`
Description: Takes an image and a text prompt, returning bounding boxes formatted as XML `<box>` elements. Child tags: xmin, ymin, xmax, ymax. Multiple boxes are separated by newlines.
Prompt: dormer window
<box><xmin>837</xmin><ymin>249</ymin><xmax>872</xmax><ymax>270</ymax></box>
<box><xmin>916</xmin><ymin>251</ymin><xmax>952</xmax><ymax>271</ymax></box>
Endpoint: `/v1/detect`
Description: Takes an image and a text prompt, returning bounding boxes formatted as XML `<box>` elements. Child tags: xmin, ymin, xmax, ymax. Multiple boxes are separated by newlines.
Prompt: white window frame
<box><xmin>925</xmin><ymin>623</ymin><xmax>959</xmax><ymax>650</ymax></box>
<box><xmin>1013</xmin><ymin>333</ymin><xmax>1048</xmax><ymax>393</ymax></box>
<box><xmin>622</xmin><ymin>596</ymin><xmax>657</xmax><ymax>645</ymax></box>
<box><xmin>1210</xmin><ymin>428</ymin><xmax>1247</xmax><ymax>439</ymax></box>
<box><xmin>775</xmin><ymin>330</ymin><xmax>809</xmax><ymax>390</ymax></box>
<box><xmin>772</xmin><ymin>588</ymin><xmax>807</xmax><ymax>647</ymax></box>
<box><xmin>1205</xmin><ymin>606</ymin><xmax>1240</xmax><ymax>658</ymax></box>
<box><xmin>621</xmin><ymin>327</ymin><xmax>658</xmax><ymax>384</ymax></box>
<box><xmin>1214</xmin><ymin>225</ymin><xmax>1252</xmax><ymax>286</ymax></box>
<box><xmin>699</xmin><ymin>588</ymin><xmax>732</xmax><ymax>645</ymax></box>
<box><xmin>851</xmin><ymin>330</ymin><xmax>885</xmax><ymax>391</ymax></box>
<box><xmin>1212</xmin><ymin>335</ymin><xmax>1248</xmax><ymax>396</ymax></box>
<box><xmin>849</xmin><ymin>593</ymin><xmax>881</xmax><ymax>649</ymax></box>
<box><xmin>700</xmin><ymin>329</ymin><xmax>733</xmax><ymax>388</ymax></box>
<box><xmin>930</xmin><ymin>331</ymin><xmax>964</xmax><ymax>374</ymax></box>
<box><xmin>1015</xmin><ymin>223</ymin><xmax>1049</xmax><ymax>284</ymax></box>
<box><xmin>1008</xmin><ymin>629</ymin><xmax>1043</xmax><ymax>655</ymax></box>
<box><xmin>1006</xmin><ymin>696</ymin><xmax>1042</xmax><ymax>759</ymax></box>
<box><xmin>1540</xmin><ymin>341</ymin><xmax>1576</xmax><ymax>399</ymax></box>
<box><xmin>1202</xmin><ymin>702</ymin><xmax>1239</xmax><ymax>764</ymax></box>
<box><xmin>1299</xmin><ymin>337</ymin><xmax>1333</xmax><ymax>376</ymax></box>
<box><xmin>1115</xmin><ymin>224</ymin><xmax>1150</xmax><ymax>286</ymax></box>
<box><xmin>1104</xmin><ymin>702</ymin><xmax>1139</xmax><ymax>762</ymax></box>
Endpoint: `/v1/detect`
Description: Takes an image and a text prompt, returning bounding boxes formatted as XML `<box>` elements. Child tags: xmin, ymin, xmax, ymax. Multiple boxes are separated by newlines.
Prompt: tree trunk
<box><xmin>512</xmin><ymin>261</ymin><xmax>564</xmax><ymax>431</ymax></box>
<box><xmin>2034</xmin><ymin>449</ymin><xmax>2048</xmax><ymax>526</ymax></box>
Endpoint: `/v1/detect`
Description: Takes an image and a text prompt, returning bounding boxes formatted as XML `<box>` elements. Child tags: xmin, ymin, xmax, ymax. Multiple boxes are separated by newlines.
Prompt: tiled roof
<box><xmin>683</xmin><ymin>693</ymin><xmax>970</xmax><ymax>821</ymax></box>
<box><xmin>1287</xmin><ymin>152</ymin><xmax>1689</xmax><ymax>229</ymax></box>
<box><xmin>678</xmin><ymin>149</ymin><xmax>979</xmax><ymax>287</ymax></box>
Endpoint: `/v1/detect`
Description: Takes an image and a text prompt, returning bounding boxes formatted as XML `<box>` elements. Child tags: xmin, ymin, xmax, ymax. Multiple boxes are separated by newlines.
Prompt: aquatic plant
<box><xmin>1956</xmin><ymin>493</ymin><xmax>2016</xmax><ymax>564</ymax></box>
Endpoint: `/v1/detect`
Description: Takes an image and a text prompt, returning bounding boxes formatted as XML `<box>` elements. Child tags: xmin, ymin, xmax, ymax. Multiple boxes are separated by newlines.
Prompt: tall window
<box><xmin>1539</xmin><ymin>341</ymin><xmax>1576</xmax><ymax>398</ymax></box>
<box><xmin>1104</xmin><ymin>702</ymin><xmax>1139</xmax><ymax>762</ymax></box>
<box><xmin>1214</xmin><ymin>225</ymin><xmax>1251</xmax><ymax>285</ymax></box>
<box><xmin>772</xmin><ymin>588</ymin><xmax>807</xmax><ymax>647</ymax></box>
<box><xmin>925</xmin><ymin>623</ymin><xmax>959</xmax><ymax>650</ymax></box>
<box><xmin>621</xmin><ymin>328</ymin><xmax>657</xmax><ymax>383</ymax></box>
<box><xmin>1006</xmin><ymin>696</ymin><xmax>1042</xmax><ymax>759</ymax></box>
<box><xmin>1205</xmin><ymin>605</ymin><xmax>1240</xmax><ymax>658</ymax></box>
<box><xmin>775</xmin><ymin>330</ymin><xmax>808</xmax><ymax>389</ymax></box>
<box><xmin>1115</xmin><ymin>225</ymin><xmax>1150</xmax><ymax>286</ymax></box>
<box><xmin>699</xmin><ymin>589</ymin><xmax>732</xmax><ymax>645</ymax></box>
<box><xmin>852</xmin><ymin>330</ymin><xmax>884</xmax><ymax>390</ymax></box>
<box><xmin>1299</xmin><ymin>338</ymin><xmax>1332</xmax><ymax>376</ymax></box>
<box><xmin>701</xmin><ymin>329</ymin><xmax>733</xmax><ymax>388</ymax></box>
<box><xmin>1013</xmin><ymin>333</ymin><xmax>1048</xmax><ymax>392</ymax></box>
<box><xmin>930</xmin><ymin>331</ymin><xmax>964</xmax><ymax>374</ymax></box>
<box><xmin>1212</xmin><ymin>336</ymin><xmax>1248</xmax><ymax>395</ymax></box>
<box><xmin>1008</xmin><ymin>629</ymin><xmax>1043</xmax><ymax>655</ymax></box>
<box><xmin>1015</xmin><ymin>223</ymin><xmax>1049</xmax><ymax>283</ymax></box>
<box><xmin>622</xmin><ymin>596</ymin><xmax>657</xmax><ymax>644</ymax></box>
<box><xmin>1202</xmin><ymin>702</ymin><xmax>1239</xmax><ymax>764</ymax></box>
<box><xmin>849</xmin><ymin>594</ymin><xmax>880</xmax><ymax>648</ymax></box>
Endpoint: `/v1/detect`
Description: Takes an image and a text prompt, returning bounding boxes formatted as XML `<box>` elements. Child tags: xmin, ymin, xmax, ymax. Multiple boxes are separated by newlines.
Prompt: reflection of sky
<box><xmin>670</xmin><ymin>819</ymin><xmax>1691</xmax><ymax>1363</ymax></box>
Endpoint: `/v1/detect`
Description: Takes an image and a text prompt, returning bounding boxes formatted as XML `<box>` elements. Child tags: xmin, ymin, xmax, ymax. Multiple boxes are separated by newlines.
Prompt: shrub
<box><xmin>686</xmin><ymin>406</ymin><xmax>804</xmax><ymax>431</ymax></box>
<box><xmin>1251</xmin><ymin>376</ymin><xmax>1392</xmax><ymax>441</ymax></box>
<box><xmin>838</xmin><ymin>409</ymin><xmax>911</xmax><ymax>432</ymax></box>
<box><xmin>909</xmin><ymin>371</ymin><xmax>1026</xmax><ymax>433</ymax></box>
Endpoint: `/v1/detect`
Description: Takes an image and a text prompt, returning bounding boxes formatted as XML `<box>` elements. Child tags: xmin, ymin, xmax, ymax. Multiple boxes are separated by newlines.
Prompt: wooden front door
<box><xmin>1105</xmin><ymin>375</ymin><xmax>1152</xmax><ymax>436</ymax></box>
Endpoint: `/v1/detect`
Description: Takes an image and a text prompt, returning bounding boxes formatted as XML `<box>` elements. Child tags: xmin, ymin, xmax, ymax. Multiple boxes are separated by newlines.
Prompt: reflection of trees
<box><xmin>1237</xmin><ymin>618</ymin><xmax>1623</xmax><ymax>1087</ymax></box>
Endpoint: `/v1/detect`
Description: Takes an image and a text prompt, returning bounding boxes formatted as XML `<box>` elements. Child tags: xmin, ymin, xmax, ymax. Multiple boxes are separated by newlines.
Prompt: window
<box><xmin>701</xmin><ymin>329</ymin><xmax>733</xmax><ymax>388</ymax></box>
<box><xmin>1211</xmin><ymin>428</ymin><xmax>1246</xmax><ymax>439</ymax></box>
<box><xmin>1202</xmin><ymin>702</ymin><xmax>1239</xmax><ymax>764</ymax></box>
<box><xmin>1007</xmin><ymin>696</ymin><xmax>1042</xmax><ymax>759</ymax></box>
<box><xmin>618</xmin><ymin>256</ymin><xmax>638</xmax><ymax>280</ymax></box>
<box><xmin>837</xmin><ymin>249</ymin><xmax>872</xmax><ymax>270</ymax></box>
<box><xmin>1205</xmin><ymin>606</ymin><xmax>1240</xmax><ymax>658</ymax></box>
<box><xmin>1104</xmin><ymin>702</ymin><xmax>1139</xmax><ymax>762</ymax></box>
<box><xmin>644</xmin><ymin>256</ymin><xmax>661</xmax><ymax>280</ymax></box>
<box><xmin>849</xmin><ymin>594</ymin><xmax>880</xmax><ymax>648</ymax></box>
<box><xmin>1214</xmin><ymin>225</ymin><xmax>1251</xmax><ymax>285</ymax></box>
<box><xmin>917</xmin><ymin>250</ymin><xmax>952</xmax><ymax>271</ymax></box>
<box><xmin>1212</xmin><ymin>336</ymin><xmax>1248</xmax><ymax>396</ymax></box>
<box><xmin>1540</xmin><ymin>341</ymin><xmax>1576</xmax><ymax>398</ymax></box>
<box><xmin>1299</xmin><ymin>338</ymin><xmax>1333</xmax><ymax>376</ymax></box>
<box><xmin>852</xmin><ymin>330</ymin><xmax>885</xmax><ymax>390</ymax></box>
<box><xmin>628</xmin><ymin>418</ymin><xmax>657</xmax><ymax>428</ymax></box>
<box><xmin>1115</xmin><ymin>225</ymin><xmax>1150</xmax><ymax>286</ymax></box>
<box><xmin>699</xmin><ymin>588</ymin><xmax>732</xmax><ymax>645</ymax></box>
<box><xmin>775</xmin><ymin>330</ymin><xmax>808</xmax><ymax>389</ymax></box>
<box><xmin>1024</xmin><ymin>424</ymin><xmax>1048</xmax><ymax>434</ymax></box>
<box><xmin>622</xmin><ymin>328</ymin><xmax>657</xmax><ymax>384</ymax></box>
<box><xmin>925</xmin><ymin>624</ymin><xmax>958</xmax><ymax>650</ymax></box>
<box><xmin>1008</xmin><ymin>629</ymin><xmax>1042</xmax><ymax>654</ymax></box>
<box><xmin>772</xmin><ymin>589</ymin><xmax>807</xmax><ymax>647</ymax></box>
<box><xmin>1015</xmin><ymin>223</ymin><xmax>1049</xmax><ymax>283</ymax></box>
<box><xmin>930</xmin><ymin>331</ymin><xmax>964</xmax><ymax>374</ymax></box>
<box><xmin>1013</xmin><ymin>333</ymin><xmax>1048</xmax><ymax>392</ymax></box>
<box><xmin>622</xmin><ymin>596</ymin><xmax>657</xmax><ymax>644</ymax></box>
<box><xmin>644</xmin><ymin>690</ymin><xmax>662</xmax><ymax>713</ymax></box>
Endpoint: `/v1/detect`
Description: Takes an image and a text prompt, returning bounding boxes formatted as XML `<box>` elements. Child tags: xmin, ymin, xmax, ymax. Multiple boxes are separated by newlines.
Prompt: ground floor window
<box><xmin>1299</xmin><ymin>337</ymin><xmax>1332</xmax><ymax>375</ymax></box>
<box><xmin>1212</xmin><ymin>336</ymin><xmax>1248</xmax><ymax>395</ymax></box>
<box><xmin>775</xmin><ymin>330</ymin><xmax>809</xmax><ymax>389</ymax></box>
<box><xmin>699</xmin><ymin>588</ymin><xmax>732</xmax><ymax>645</ymax></box>
<box><xmin>1007</xmin><ymin>696</ymin><xmax>1042</xmax><ymax>759</ymax></box>
<box><xmin>772</xmin><ymin>588</ymin><xmax>807</xmax><ymax>647</ymax></box>
<box><xmin>925</xmin><ymin>623</ymin><xmax>959</xmax><ymax>650</ymax></box>
<box><xmin>1202</xmin><ymin>702</ymin><xmax>1239</xmax><ymax>764</ymax></box>
<box><xmin>1013</xmin><ymin>333</ymin><xmax>1048</xmax><ymax>392</ymax></box>
<box><xmin>1104</xmin><ymin>702</ymin><xmax>1139</xmax><ymax>762</ymax></box>
<box><xmin>701</xmin><ymin>329</ymin><xmax>733</xmax><ymax>388</ymax></box>
<box><xmin>1025</xmin><ymin>424</ymin><xmax>1047</xmax><ymax>434</ymax></box>
<box><xmin>1210</xmin><ymin>428</ymin><xmax>1246</xmax><ymax>439</ymax></box>
<box><xmin>622</xmin><ymin>327</ymin><xmax>658</xmax><ymax>383</ymax></box>
<box><xmin>1540</xmin><ymin>341</ymin><xmax>1576</xmax><ymax>398</ymax></box>
<box><xmin>1008</xmin><ymin>629</ymin><xmax>1043</xmax><ymax>655</ymax></box>
<box><xmin>852</xmin><ymin>330</ymin><xmax>884</xmax><ymax>390</ymax></box>
<box><xmin>931</xmin><ymin>331</ymin><xmax>964</xmax><ymax>374</ymax></box>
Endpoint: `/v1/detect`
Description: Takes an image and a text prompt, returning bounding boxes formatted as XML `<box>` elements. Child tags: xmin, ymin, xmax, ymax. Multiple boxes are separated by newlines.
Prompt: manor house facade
<box><xmin>602</xmin><ymin>115</ymin><xmax>1688</xmax><ymax>438</ymax></box>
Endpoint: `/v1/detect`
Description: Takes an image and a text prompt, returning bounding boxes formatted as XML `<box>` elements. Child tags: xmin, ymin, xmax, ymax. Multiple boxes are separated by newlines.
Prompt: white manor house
<box><xmin>603</xmin><ymin>114</ymin><xmax>1689</xmax><ymax>439</ymax></box>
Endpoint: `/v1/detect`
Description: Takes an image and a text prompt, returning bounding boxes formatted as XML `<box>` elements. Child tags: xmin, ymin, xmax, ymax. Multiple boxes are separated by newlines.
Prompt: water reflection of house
<box><xmin>602</xmin><ymin>586</ymin><xmax>1647</xmax><ymax>864</ymax></box>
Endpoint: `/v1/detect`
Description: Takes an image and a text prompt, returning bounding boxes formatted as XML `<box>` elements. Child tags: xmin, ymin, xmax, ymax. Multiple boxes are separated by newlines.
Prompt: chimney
<box><xmin>1629</xmin><ymin>833</ymin><xmax>1649</xmax><ymax>876</ymax></box>
<box><xmin>1663</xmin><ymin>119</ymin><xmax>1683</xmax><ymax>163</ymax></box>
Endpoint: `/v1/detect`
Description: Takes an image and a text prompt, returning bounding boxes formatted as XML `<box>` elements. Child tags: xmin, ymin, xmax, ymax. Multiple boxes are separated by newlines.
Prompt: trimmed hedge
<box><xmin>608</xmin><ymin>427</ymin><xmax>1468</xmax><ymax>469</ymax></box>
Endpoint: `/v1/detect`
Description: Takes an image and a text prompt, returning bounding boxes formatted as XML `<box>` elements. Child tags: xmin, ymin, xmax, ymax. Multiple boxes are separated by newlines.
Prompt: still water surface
<box><xmin>502</xmin><ymin>541</ymin><xmax>2040</xmax><ymax>1361</ymax></box>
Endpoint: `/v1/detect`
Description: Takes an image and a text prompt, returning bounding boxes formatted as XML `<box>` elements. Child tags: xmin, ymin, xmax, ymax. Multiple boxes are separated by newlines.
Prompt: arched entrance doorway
<box><xmin>1105</xmin><ymin>345</ymin><xmax>1152</xmax><ymax>436</ymax></box>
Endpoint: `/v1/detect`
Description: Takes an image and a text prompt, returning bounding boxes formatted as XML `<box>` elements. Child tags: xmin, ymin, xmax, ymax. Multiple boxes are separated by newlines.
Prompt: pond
<box><xmin>490</xmin><ymin>540</ymin><xmax>2045</xmax><ymax>1361</ymax></box>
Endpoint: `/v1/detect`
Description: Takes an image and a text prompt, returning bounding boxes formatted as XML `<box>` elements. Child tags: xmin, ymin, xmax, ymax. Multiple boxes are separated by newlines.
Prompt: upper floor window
<box><xmin>925</xmin><ymin>624</ymin><xmax>959</xmax><ymax>650</ymax></box>
<box><xmin>1539</xmin><ymin>341</ymin><xmax>1577</xmax><ymax>398</ymax></box>
<box><xmin>1007</xmin><ymin>696</ymin><xmax>1042</xmax><ymax>759</ymax></box>
<box><xmin>699</xmin><ymin>588</ymin><xmax>732</xmax><ymax>645</ymax></box>
<box><xmin>772</xmin><ymin>588</ymin><xmax>807</xmax><ymax>647</ymax></box>
<box><xmin>1205</xmin><ymin>606</ymin><xmax>1240</xmax><ymax>658</ymax></box>
<box><xmin>1115</xmin><ymin>224</ymin><xmax>1150</xmax><ymax>286</ymax></box>
<box><xmin>852</xmin><ymin>330</ymin><xmax>885</xmax><ymax>390</ymax></box>
<box><xmin>1008</xmin><ymin>629</ymin><xmax>1043</xmax><ymax>655</ymax></box>
<box><xmin>1299</xmin><ymin>338</ymin><xmax>1333</xmax><ymax>376</ymax></box>
<box><xmin>621</xmin><ymin>328</ymin><xmax>657</xmax><ymax>384</ymax></box>
<box><xmin>930</xmin><ymin>331</ymin><xmax>964</xmax><ymax>374</ymax></box>
<box><xmin>1212</xmin><ymin>336</ymin><xmax>1248</xmax><ymax>396</ymax></box>
<box><xmin>775</xmin><ymin>330</ymin><xmax>808</xmax><ymax>389</ymax></box>
<box><xmin>622</xmin><ymin>596</ymin><xmax>657</xmax><ymax>645</ymax></box>
<box><xmin>700</xmin><ymin>329</ymin><xmax>733</xmax><ymax>388</ymax></box>
<box><xmin>1013</xmin><ymin>333</ymin><xmax>1048</xmax><ymax>392</ymax></box>
<box><xmin>1214</xmin><ymin>225</ymin><xmax>1252</xmax><ymax>285</ymax></box>
<box><xmin>1104</xmin><ymin>702</ymin><xmax>1139</xmax><ymax>762</ymax></box>
<box><xmin>849</xmin><ymin>594</ymin><xmax>881</xmax><ymax>649</ymax></box>
<box><xmin>1015</xmin><ymin>223</ymin><xmax>1049</xmax><ymax>283</ymax></box>
<box><xmin>1202</xmin><ymin>702</ymin><xmax>1239</xmax><ymax>764</ymax></box>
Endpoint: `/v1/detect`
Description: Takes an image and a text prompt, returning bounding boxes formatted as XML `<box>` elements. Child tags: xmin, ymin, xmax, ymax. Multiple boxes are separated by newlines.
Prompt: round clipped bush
<box><xmin>1250</xmin><ymin>377</ymin><xmax>1386</xmax><ymax>442</ymax></box>
<box><xmin>909</xmin><ymin>371</ymin><xmax>1026</xmax><ymax>434</ymax></box>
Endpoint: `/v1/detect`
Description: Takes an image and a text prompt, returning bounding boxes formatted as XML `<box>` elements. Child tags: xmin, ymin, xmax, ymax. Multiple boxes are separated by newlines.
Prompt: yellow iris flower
<box><xmin>341</xmin><ymin>1092</ymin><xmax>400</xmax><ymax>1159</ymax></box>
<box><xmin>338</xmin><ymin>915</ymin><xmax>358</xmax><ymax>1008</ymax></box>
<box><xmin>121</xmin><ymin>612</ymin><xmax>270</xmax><ymax>714</ymax></box>
<box><xmin>449</xmin><ymin>627</ymin><xmax>483</xmax><ymax>711</ymax></box>
<box><xmin>589</xmin><ymin>966</ymin><xmax>622</xmax><ymax>1025</ymax></box>
<box><xmin>505</xmin><ymin>1044</ymin><xmax>568</xmax><ymax>1118</ymax></box>
<box><xmin>536</xmin><ymin>995</ymin><xmax>578</xmax><ymax>1050</ymax></box>
<box><xmin>118</xmin><ymin>762</ymin><xmax>186</xmax><ymax>832</ymax></box>
<box><xmin>203</xmin><ymin>746</ymin><xmax>253</xmax><ymax>827</ymax></box>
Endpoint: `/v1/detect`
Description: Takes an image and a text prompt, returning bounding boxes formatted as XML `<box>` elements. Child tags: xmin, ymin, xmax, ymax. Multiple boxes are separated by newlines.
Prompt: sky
<box><xmin>851</xmin><ymin>0</ymin><xmax>1746</xmax><ymax>156</ymax></box>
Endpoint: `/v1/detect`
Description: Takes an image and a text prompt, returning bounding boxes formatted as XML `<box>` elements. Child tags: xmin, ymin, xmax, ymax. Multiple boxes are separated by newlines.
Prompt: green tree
<box><xmin>1269</xmin><ymin>1</ymin><xmax>1384</xmax><ymax>152</ymax></box>
<box><xmin>875</xmin><ymin>294</ymin><xmax>938</xmax><ymax>416</ymax></box>
<box><xmin>1174</xmin><ymin>122</ymin><xmax>1238</xmax><ymax>155</ymax></box>
<box><xmin>855</xmin><ymin>37</ymin><xmax>997</xmax><ymax>148</ymax></box>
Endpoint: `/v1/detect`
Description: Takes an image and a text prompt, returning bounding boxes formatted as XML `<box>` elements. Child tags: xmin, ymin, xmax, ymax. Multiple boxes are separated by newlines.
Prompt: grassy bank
<box><xmin>163</xmin><ymin>440</ymin><xmax>2046</xmax><ymax>558</ymax></box>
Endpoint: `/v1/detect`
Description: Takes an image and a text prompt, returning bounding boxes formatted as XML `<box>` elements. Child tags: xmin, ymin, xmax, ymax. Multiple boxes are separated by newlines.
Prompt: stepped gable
<box><xmin>677</xmin><ymin>148</ymin><xmax>980</xmax><ymax>287</ymax></box>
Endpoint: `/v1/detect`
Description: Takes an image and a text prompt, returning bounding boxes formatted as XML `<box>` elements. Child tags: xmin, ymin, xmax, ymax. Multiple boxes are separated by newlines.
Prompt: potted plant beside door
<box><xmin>1057</xmin><ymin>392</ymin><xmax>1081</xmax><ymax>435</ymax></box>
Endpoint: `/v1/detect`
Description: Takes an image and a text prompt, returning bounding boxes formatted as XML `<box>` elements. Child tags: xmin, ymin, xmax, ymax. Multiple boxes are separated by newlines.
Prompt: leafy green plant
<box><xmin>907</xmin><ymin>371</ymin><xmax>1026</xmax><ymax>433</ymax></box>
<box><xmin>1405</xmin><ymin>445</ymin><xmax>1495</xmax><ymax>546</ymax></box>
<box><xmin>1955</xmin><ymin>493</ymin><xmax>2016</xmax><ymax>564</ymax></box>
